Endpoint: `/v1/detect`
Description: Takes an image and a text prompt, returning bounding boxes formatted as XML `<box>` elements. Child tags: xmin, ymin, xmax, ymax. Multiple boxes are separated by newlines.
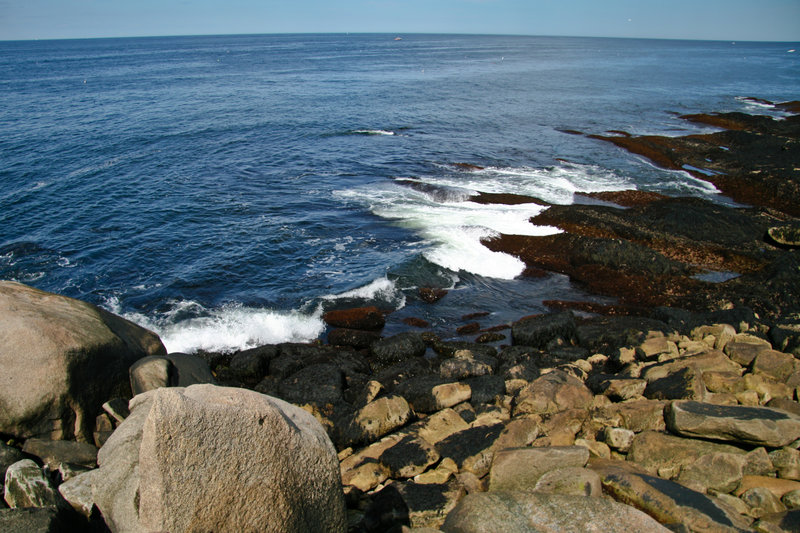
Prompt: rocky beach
<box><xmin>2</xmin><ymin>100</ymin><xmax>800</xmax><ymax>532</ymax></box>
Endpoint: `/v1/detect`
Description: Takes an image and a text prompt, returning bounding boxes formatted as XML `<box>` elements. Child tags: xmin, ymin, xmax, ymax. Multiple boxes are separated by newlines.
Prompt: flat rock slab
<box><xmin>593</xmin><ymin>463</ymin><xmax>752</xmax><ymax>532</ymax></box>
<box><xmin>667</xmin><ymin>400</ymin><xmax>800</xmax><ymax>447</ymax></box>
<box><xmin>489</xmin><ymin>446</ymin><xmax>589</xmax><ymax>492</ymax></box>
<box><xmin>441</xmin><ymin>492</ymin><xmax>671</xmax><ymax>533</ymax></box>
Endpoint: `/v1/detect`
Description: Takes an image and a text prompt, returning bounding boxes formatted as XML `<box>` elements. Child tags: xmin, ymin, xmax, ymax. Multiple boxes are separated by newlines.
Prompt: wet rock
<box><xmin>327</xmin><ymin>328</ymin><xmax>382</xmax><ymax>349</ymax></box>
<box><xmin>323</xmin><ymin>306</ymin><xmax>385</xmax><ymax>330</ymax></box>
<box><xmin>488</xmin><ymin>446</ymin><xmax>589</xmax><ymax>492</ymax></box>
<box><xmin>439</xmin><ymin>350</ymin><xmax>496</xmax><ymax>381</ymax></box>
<box><xmin>626</xmin><ymin>431</ymin><xmax>745</xmax><ymax>476</ymax></box>
<box><xmin>456</xmin><ymin>322</ymin><xmax>480</xmax><ymax>335</ymax></box>
<box><xmin>3</xmin><ymin>459</ymin><xmax>61</xmax><ymax>509</ymax></box>
<box><xmin>435</xmin><ymin>423</ymin><xmax>504</xmax><ymax>477</ymax></box>
<box><xmin>433</xmin><ymin>341</ymin><xmax>497</xmax><ymax>359</ymax></box>
<box><xmin>666</xmin><ymin>400</ymin><xmax>800</xmax><ymax>448</ymax></box>
<box><xmin>511</xmin><ymin>311</ymin><xmax>577</xmax><ymax>348</ymax></box>
<box><xmin>395</xmin><ymin>376</ymin><xmax>471</xmax><ymax>414</ymax></box>
<box><xmin>370</xmin><ymin>332</ymin><xmax>427</xmax><ymax>371</ymax></box>
<box><xmin>402</xmin><ymin>317</ymin><xmax>431</xmax><ymax>328</ymax></box>
<box><xmin>363</xmin><ymin>479</ymin><xmax>465</xmax><ymax>531</ymax></box>
<box><xmin>419</xmin><ymin>287</ymin><xmax>447</xmax><ymax>303</ymax></box>
<box><xmin>513</xmin><ymin>370</ymin><xmax>593</xmax><ymax>416</ymax></box>
<box><xmin>594</xmin><ymin>462</ymin><xmax>752</xmax><ymax>532</ymax></box>
<box><xmin>228</xmin><ymin>345</ymin><xmax>278</xmax><ymax>384</ymax></box>
<box><xmin>441</xmin><ymin>492</ymin><xmax>670</xmax><ymax>533</ymax></box>
<box><xmin>21</xmin><ymin>439</ymin><xmax>97</xmax><ymax>471</ymax></box>
<box><xmin>379</xmin><ymin>435</ymin><xmax>440</xmax><ymax>479</ymax></box>
<box><xmin>0</xmin><ymin>281</ymin><xmax>165</xmax><ymax>441</ymax></box>
<box><xmin>462</xmin><ymin>375</ymin><xmax>505</xmax><ymax>405</ymax></box>
<box><xmin>277</xmin><ymin>363</ymin><xmax>344</xmax><ymax>405</ymax></box>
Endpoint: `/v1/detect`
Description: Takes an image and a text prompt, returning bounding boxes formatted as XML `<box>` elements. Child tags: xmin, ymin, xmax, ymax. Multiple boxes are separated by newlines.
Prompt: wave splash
<box><xmin>336</xmin><ymin>161</ymin><xmax>633</xmax><ymax>280</ymax></box>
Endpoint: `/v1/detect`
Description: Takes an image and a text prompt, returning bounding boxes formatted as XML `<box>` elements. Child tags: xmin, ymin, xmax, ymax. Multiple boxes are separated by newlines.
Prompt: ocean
<box><xmin>1</xmin><ymin>33</ymin><xmax>798</xmax><ymax>353</ymax></box>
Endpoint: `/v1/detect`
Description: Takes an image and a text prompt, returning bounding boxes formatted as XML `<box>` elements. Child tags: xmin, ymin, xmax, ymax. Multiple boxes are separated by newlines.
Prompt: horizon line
<box><xmin>3</xmin><ymin>31</ymin><xmax>799</xmax><ymax>45</ymax></box>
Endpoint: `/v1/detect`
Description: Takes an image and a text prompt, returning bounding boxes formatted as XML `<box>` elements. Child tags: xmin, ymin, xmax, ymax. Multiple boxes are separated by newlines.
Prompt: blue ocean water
<box><xmin>1</xmin><ymin>34</ymin><xmax>798</xmax><ymax>352</ymax></box>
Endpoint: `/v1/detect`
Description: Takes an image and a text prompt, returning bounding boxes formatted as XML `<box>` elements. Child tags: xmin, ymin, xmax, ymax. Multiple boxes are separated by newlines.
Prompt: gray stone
<box><xmin>3</xmin><ymin>459</ymin><xmax>60</xmax><ymax>509</ymax></box>
<box><xmin>603</xmin><ymin>427</ymin><xmax>635</xmax><ymax>452</ymax></box>
<box><xmin>441</xmin><ymin>492</ymin><xmax>670</xmax><ymax>533</ymax></box>
<box><xmin>129</xmin><ymin>352</ymin><xmax>215</xmax><ymax>394</ymax></box>
<box><xmin>278</xmin><ymin>363</ymin><xmax>344</xmax><ymax>405</ymax></box>
<box><xmin>228</xmin><ymin>344</ymin><xmax>278</xmax><ymax>383</ymax></box>
<box><xmin>666</xmin><ymin>401</ymin><xmax>800</xmax><ymax>448</ymax></box>
<box><xmin>137</xmin><ymin>385</ymin><xmax>346</xmax><ymax>533</ymax></box>
<box><xmin>57</xmin><ymin>470</ymin><xmax>94</xmax><ymax>517</ymax></box>
<box><xmin>489</xmin><ymin>446</ymin><xmax>589</xmax><ymax>492</ymax></box>
<box><xmin>0</xmin><ymin>281</ymin><xmax>165</xmax><ymax>441</ymax></box>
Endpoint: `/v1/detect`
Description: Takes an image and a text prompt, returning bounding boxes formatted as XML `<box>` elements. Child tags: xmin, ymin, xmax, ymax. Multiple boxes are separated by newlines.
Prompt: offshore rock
<box><xmin>666</xmin><ymin>401</ymin><xmax>800</xmax><ymax>448</ymax></box>
<box><xmin>441</xmin><ymin>492</ymin><xmax>670</xmax><ymax>533</ymax></box>
<box><xmin>0</xmin><ymin>281</ymin><xmax>165</xmax><ymax>441</ymax></box>
<box><xmin>323</xmin><ymin>306</ymin><xmax>385</xmax><ymax>330</ymax></box>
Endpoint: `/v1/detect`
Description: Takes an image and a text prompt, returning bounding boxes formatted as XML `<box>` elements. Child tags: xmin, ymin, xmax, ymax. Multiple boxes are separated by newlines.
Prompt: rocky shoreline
<box><xmin>2</xmin><ymin>100</ymin><xmax>800</xmax><ymax>532</ymax></box>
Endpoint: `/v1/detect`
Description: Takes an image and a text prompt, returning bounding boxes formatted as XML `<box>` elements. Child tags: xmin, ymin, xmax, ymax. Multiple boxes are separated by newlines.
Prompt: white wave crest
<box><xmin>106</xmin><ymin>298</ymin><xmax>325</xmax><ymax>354</ymax></box>
<box><xmin>352</xmin><ymin>129</ymin><xmax>395</xmax><ymax>136</ymax></box>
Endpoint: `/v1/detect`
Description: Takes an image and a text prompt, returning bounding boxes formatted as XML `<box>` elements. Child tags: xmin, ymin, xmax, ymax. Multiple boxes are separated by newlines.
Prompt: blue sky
<box><xmin>1</xmin><ymin>0</ymin><xmax>799</xmax><ymax>42</ymax></box>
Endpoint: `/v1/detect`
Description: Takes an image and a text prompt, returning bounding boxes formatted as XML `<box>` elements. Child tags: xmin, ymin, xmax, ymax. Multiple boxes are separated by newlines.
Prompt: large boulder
<box><xmin>90</xmin><ymin>385</ymin><xmax>346</xmax><ymax>533</ymax></box>
<box><xmin>129</xmin><ymin>352</ymin><xmax>215</xmax><ymax>394</ymax></box>
<box><xmin>0</xmin><ymin>281</ymin><xmax>165</xmax><ymax>442</ymax></box>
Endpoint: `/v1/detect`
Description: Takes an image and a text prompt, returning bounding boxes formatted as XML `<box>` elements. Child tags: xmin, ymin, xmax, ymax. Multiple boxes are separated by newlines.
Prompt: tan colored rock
<box><xmin>741</xmin><ymin>487</ymin><xmax>787</xmax><ymax>518</ymax></box>
<box><xmin>703</xmin><ymin>371</ymin><xmax>746</xmax><ymax>394</ymax></box>
<box><xmin>642</xmin><ymin>350</ymin><xmax>741</xmax><ymax>383</ymax></box>
<box><xmin>770</xmin><ymin>448</ymin><xmax>800</xmax><ymax>481</ymax></box>
<box><xmin>744</xmin><ymin>447</ymin><xmax>777</xmax><ymax>477</ymax></box>
<box><xmin>692</xmin><ymin>324</ymin><xmax>736</xmax><ymax>351</ymax></box>
<box><xmin>0</xmin><ymin>281</ymin><xmax>165</xmax><ymax>441</ymax></box>
<box><xmin>353</xmin><ymin>395</ymin><xmax>412</xmax><ymax>443</ymax></box>
<box><xmin>637</xmin><ymin>336</ymin><xmax>679</xmax><ymax>360</ymax></box>
<box><xmin>575</xmin><ymin>438</ymin><xmax>611</xmax><ymax>459</ymax></box>
<box><xmin>513</xmin><ymin>370</ymin><xmax>593</xmax><ymax>416</ymax></box>
<box><xmin>493</xmin><ymin>415</ymin><xmax>539</xmax><ymax>450</ymax></box>
<box><xmin>379</xmin><ymin>435</ymin><xmax>440</xmax><ymax>479</ymax></box>
<box><xmin>414</xmin><ymin>457</ymin><xmax>458</xmax><ymax>485</ymax></box>
<box><xmin>342</xmin><ymin>461</ymin><xmax>391</xmax><ymax>492</ymax></box>
<box><xmin>751</xmin><ymin>350</ymin><xmax>800</xmax><ymax>383</ymax></box>
<box><xmin>782</xmin><ymin>490</ymin><xmax>800</xmax><ymax>509</ymax></box>
<box><xmin>737</xmin><ymin>390</ymin><xmax>762</xmax><ymax>406</ymax></box>
<box><xmin>736</xmin><ymin>476</ymin><xmax>800</xmax><ymax>499</ymax></box>
<box><xmin>104</xmin><ymin>385</ymin><xmax>347</xmax><ymax>533</ymax></box>
<box><xmin>603</xmin><ymin>427</ymin><xmax>635</xmax><ymax>453</ymax></box>
<box><xmin>667</xmin><ymin>400</ymin><xmax>800</xmax><ymax>448</ymax></box>
<box><xmin>57</xmin><ymin>470</ymin><xmax>95</xmax><ymax>517</ymax></box>
<box><xmin>594</xmin><ymin>462</ymin><xmax>752</xmax><ymax>532</ymax></box>
<box><xmin>441</xmin><ymin>492</ymin><xmax>671</xmax><ymax>533</ymax></box>
<box><xmin>593</xmin><ymin>399</ymin><xmax>667</xmax><ymax>433</ymax></box>
<box><xmin>489</xmin><ymin>446</ymin><xmax>589</xmax><ymax>492</ymax></box>
<box><xmin>676</xmin><ymin>452</ymin><xmax>747</xmax><ymax>494</ymax></box>
<box><xmin>533</xmin><ymin>466</ymin><xmax>603</xmax><ymax>497</ymax></box>
<box><xmin>627</xmin><ymin>430</ymin><xmax>745</xmax><ymax>476</ymax></box>
<box><xmin>725</xmin><ymin>339</ymin><xmax>772</xmax><ymax>366</ymax></box>
<box><xmin>415</xmin><ymin>409</ymin><xmax>469</xmax><ymax>445</ymax></box>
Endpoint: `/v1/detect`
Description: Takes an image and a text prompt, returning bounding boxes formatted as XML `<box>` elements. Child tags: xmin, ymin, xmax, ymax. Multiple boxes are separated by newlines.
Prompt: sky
<box><xmin>1</xmin><ymin>0</ymin><xmax>799</xmax><ymax>42</ymax></box>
